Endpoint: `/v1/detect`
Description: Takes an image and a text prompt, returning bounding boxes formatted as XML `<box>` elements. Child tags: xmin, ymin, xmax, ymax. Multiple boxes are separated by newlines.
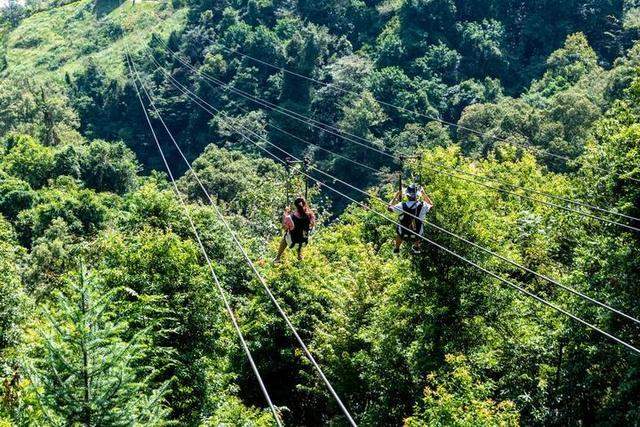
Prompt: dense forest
<box><xmin>1</xmin><ymin>0</ymin><xmax>640</xmax><ymax>425</ymax></box>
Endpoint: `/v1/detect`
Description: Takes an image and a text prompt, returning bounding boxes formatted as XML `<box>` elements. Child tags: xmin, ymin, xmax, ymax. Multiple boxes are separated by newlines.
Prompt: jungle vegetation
<box><xmin>1</xmin><ymin>0</ymin><xmax>640</xmax><ymax>425</ymax></box>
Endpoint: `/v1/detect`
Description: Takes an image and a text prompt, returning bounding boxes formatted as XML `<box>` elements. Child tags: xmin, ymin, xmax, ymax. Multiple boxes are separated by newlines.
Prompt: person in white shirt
<box><xmin>387</xmin><ymin>184</ymin><xmax>433</xmax><ymax>254</ymax></box>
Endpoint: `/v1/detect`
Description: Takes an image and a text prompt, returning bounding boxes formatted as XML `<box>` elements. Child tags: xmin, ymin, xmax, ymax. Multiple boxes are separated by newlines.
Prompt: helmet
<box><xmin>406</xmin><ymin>184</ymin><xmax>419</xmax><ymax>200</ymax></box>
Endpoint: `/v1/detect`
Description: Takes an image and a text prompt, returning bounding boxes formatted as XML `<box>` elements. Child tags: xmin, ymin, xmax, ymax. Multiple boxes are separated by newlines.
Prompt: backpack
<box><xmin>398</xmin><ymin>202</ymin><xmax>423</xmax><ymax>237</ymax></box>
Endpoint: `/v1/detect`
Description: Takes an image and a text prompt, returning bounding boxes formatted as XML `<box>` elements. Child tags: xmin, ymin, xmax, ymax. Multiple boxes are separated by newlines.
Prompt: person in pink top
<box><xmin>274</xmin><ymin>196</ymin><xmax>316</xmax><ymax>263</ymax></box>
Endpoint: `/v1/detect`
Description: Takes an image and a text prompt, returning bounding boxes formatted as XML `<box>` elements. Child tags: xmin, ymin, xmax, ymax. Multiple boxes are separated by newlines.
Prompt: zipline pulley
<box><xmin>398</xmin><ymin>154</ymin><xmax>423</xmax><ymax>193</ymax></box>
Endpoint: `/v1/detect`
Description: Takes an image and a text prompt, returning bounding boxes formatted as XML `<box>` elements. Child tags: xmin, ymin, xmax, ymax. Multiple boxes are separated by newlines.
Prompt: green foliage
<box><xmin>1</xmin><ymin>134</ymin><xmax>56</xmax><ymax>188</ymax></box>
<box><xmin>0</xmin><ymin>78</ymin><xmax>80</xmax><ymax>146</ymax></box>
<box><xmin>3</xmin><ymin>0</ymin><xmax>186</xmax><ymax>79</ymax></box>
<box><xmin>446</xmin><ymin>77</ymin><xmax>503</xmax><ymax>119</ymax></box>
<box><xmin>0</xmin><ymin>176</ymin><xmax>37</xmax><ymax>220</ymax></box>
<box><xmin>202</xmin><ymin>395</ymin><xmax>276</xmax><ymax>426</ymax></box>
<box><xmin>16</xmin><ymin>177</ymin><xmax>112</xmax><ymax>246</ymax></box>
<box><xmin>412</xmin><ymin>42</ymin><xmax>461</xmax><ymax>83</ymax></box>
<box><xmin>391</xmin><ymin>122</ymin><xmax>453</xmax><ymax>154</ymax></box>
<box><xmin>0</xmin><ymin>216</ymin><xmax>26</xmax><ymax>354</ymax></box>
<box><xmin>580</xmin><ymin>81</ymin><xmax>640</xmax><ymax>198</ymax></box>
<box><xmin>0</xmin><ymin>0</ymin><xmax>26</xmax><ymax>29</ymax></box>
<box><xmin>124</xmin><ymin>180</ymin><xmax>183</xmax><ymax>231</ymax></box>
<box><xmin>91</xmin><ymin>225</ymin><xmax>253</xmax><ymax>424</ymax></box>
<box><xmin>24</xmin><ymin>266</ymin><xmax>169</xmax><ymax>425</ymax></box>
<box><xmin>375</xmin><ymin>16</ymin><xmax>406</xmax><ymax>66</ymax></box>
<box><xmin>178</xmin><ymin>145</ymin><xmax>287</xmax><ymax>235</ymax></box>
<box><xmin>79</xmin><ymin>139</ymin><xmax>139</xmax><ymax>194</ymax></box>
<box><xmin>2</xmin><ymin>0</ymin><xmax>640</xmax><ymax>425</ymax></box>
<box><xmin>2</xmin><ymin>131</ymin><xmax>139</xmax><ymax>194</ymax></box>
<box><xmin>339</xmin><ymin>91</ymin><xmax>387</xmax><ymax>142</ymax></box>
<box><xmin>368</xmin><ymin>66</ymin><xmax>435</xmax><ymax>124</ymax></box>
<box><xmin>529</xmin><ymin>33</ymin><xmax>602</xmax><ymax>99</ymax></box>
<box><xmin>399</xmin><ymin>0</ymin><xmax>457</xmax><ymax>46</ymax></box>
<box><xmin>406</xmin><ymin>355</ymin><xmax>519</xmax><ymax>426</ymax></box>
<box><xmin>458</xmin><ymin>19</ymin><xmax>507</xmax><ymax>78</ymax></box>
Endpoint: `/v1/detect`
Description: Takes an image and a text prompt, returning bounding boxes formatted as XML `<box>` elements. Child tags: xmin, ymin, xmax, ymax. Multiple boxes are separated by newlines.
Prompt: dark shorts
<box><xmin>397</xmin><ymin>224</ymin><xmax>424</xmax><ymax>239</ymax></box>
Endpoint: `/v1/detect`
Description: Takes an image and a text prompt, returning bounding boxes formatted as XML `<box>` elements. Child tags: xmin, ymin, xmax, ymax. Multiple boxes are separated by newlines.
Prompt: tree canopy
<box><xmin>1</xmin><ymin>0</ymin><xmax>640</xmax><ymax>425</ymax></box>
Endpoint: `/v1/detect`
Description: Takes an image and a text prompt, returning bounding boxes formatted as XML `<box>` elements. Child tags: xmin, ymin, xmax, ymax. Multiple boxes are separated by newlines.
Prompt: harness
<box><xmin>398</xmin><ymin>201</ymin><xmax>424</xmax><ymax>238</ymax></box>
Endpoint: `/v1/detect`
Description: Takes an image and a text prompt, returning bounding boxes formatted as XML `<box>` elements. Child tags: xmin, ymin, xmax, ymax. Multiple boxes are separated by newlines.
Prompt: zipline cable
<box><xmin>424</xmin><ymin>162</ymin><xmax>640</xmax><ymax>225</ymax></box>
<box><xmin>184</xmin><ymin>93</ymin><xmax>640</xmax><ymax>355</ymax></box>
<box><xmin>418</xmin><ymin>165</ymin><xmax>640</xmax><ymax>233</ymax></box>
<box><xmin>204</xmin><ymin>37</ymin><xmax>640</xmax><ymax>184</ymax></box>
<box><xmin>128</xmin><ymin>52</ymin><xmax>358</xmax><ymax>427</ymax></box>
<box><xmin>152</xmin><ymin>41</ymin><xmax>640</xmax><ymax>229</ymax></box>
<box><xmin>124</xmin><ymin>50</ymin><xmax>283</xmax><ymax>427</ymax></box>
<box><xmin>216</xmin><ymin>103</ymin><xmax>640</xmax><ymax>329</ymax></box>
<box><xmin>191</xmin><ymin>112</ymin><xmax>640</xmax><ymax>355</ymax></box>
<box><xmin>148</xmin><ymin>57</ymin><xmax>640</xmax><ymax>328</ymax></box>
<box><xmin>153</xmin><ymin>39</ymin><xmax>396</xmax><ymax>159</ymax></box>
<box><xmin>307</xmin><ymin>165</ymin><xmax>640</xmax><ymax>326</ymax></box>
<box><xmin>150</xmin><ymin>62</ymin><xmax>640</xmax><ymax>351</ymax></box>
<box><xmin>145</xmin><ymin>52</ymin><xmax>379</xmax><ymax>175</ymax></box>
<box><xmin>155</xmin><ymin>39</ymin><xmax>640</xmax><ymax>222</ymax></box>
<box><xmin>300</xmin><ymin>167</ymin><xmax>640</xmax><ymax>356</ymax></box>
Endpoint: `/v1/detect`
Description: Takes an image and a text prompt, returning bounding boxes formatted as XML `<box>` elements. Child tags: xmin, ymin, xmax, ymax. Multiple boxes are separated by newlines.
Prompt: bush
<box><xmin>80</xmin><ymin>140</ymin><xmax>139</xmax><ymax>194</ymax></box>
<box><xmin>1</xmin><ymin>134</ymin><xmax>55</xmax><ymax>188</ymax></box>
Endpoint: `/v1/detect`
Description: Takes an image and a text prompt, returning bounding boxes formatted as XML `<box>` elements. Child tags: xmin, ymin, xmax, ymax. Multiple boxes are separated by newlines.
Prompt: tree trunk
<box><xmin>80</xmin><ymin>275</ymin><xmax>91</xmax><ymax>427</ymax></box>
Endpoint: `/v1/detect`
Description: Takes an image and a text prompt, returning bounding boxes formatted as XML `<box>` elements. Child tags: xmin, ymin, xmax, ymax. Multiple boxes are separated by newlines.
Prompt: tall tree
<box><xmin>25</xmin><ymin>265</ymin><xmax>169</xmax><ymax>425</ymax></box>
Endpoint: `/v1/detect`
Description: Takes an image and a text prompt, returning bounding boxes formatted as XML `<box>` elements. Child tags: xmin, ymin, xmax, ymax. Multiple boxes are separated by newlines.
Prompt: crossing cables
<box><xmin>206</xmin><ymin>37</ymin><xmax>640</xmax><ymax>184</ymax></box>
<box><xmin>126</xmin><ymin>50</ymin><xmax>359</xmax><ymax>427</ymax></box>
<box><xmin>145</xmin><ymin>52</ymin><xmax>640</xmax><ymax>330</ymax></box>
<box><xmin>124</xmin><ymin>48</ymin><xmax>283</xmax><ymax>426</ymax></box>
<box><xmin>140</xmin><ymin>56</ymin><xmax>640</xmax><ymax>355</ymax></box>
<box><xmin>152</xmin><ymin>38</ymin><xmax>640</xmax><ymax>233</ymax></box>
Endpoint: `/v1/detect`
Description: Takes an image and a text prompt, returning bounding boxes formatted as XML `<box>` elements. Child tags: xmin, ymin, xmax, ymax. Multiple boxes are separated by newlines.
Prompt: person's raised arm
<box><xmin>388</xmin><ymin>190</ymin><xmax>402</xmax><ymax>212</ymax></box>
<box><xmin>420</xmin><ymin>189</ymin><xmax>433</xmax><ymax>207</ymax></box>
<box><xmin>282</xmin><ymin>207</ymin><xmax>294</xmax><ymax>231</ymax></box>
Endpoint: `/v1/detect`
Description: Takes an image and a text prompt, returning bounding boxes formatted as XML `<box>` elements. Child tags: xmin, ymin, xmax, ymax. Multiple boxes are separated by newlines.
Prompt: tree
<box><xmin>375</xmin><ymin>17</ymin><xmax>406</xmax><ymax>67</ymax></box>
<box><xmin>0</xmin><ymin>216</ymin><xmax>26</xmax><ymax>356</ymax></box>
<box><xmin>399</xmin><ymin>0</ymin><xmax>457</xmax><ymax>48</ymax></box>
<box><xmin>445</xmin><ymin>77</ymin><xmax>503</xmax><ymax>120</ymax></box>
<box><xmin>391</xmin><ymin>122</ymin><xmax>452</xmax><ymax>154</ymax></box>
<box><xmin>578</xmin><ymin>74</ymin><xmax>640</xmax><ymax>225</ymax></box>
<box><xmin>0</xmin><ymin>79</ymin><xmax>79</xmax><ymax>146</ymax></box>
<box><xmin>16</xmin><ymin>177</ymin><xmax>110</xmax><ymax>246</ymax></box>
<box><xmin>412</xmin><ymin>43</ymin><xmax>461</xmax><ymax>83</ymax></box>
<box><xmin>312</xmin><ymin>54</ymin><xmax>372</xmax><ymax>131</ymax></box>
<box><xmin>545</xmin><ymin>89</ymin><xmax>601</xmax><ymax>160</ymax></box>
<box><xmin>368</xmin><ymin>67</ymin><xmax>434</xmax><ymax>125</ymax></box>
<box><xmin>405</xmin><ymin>355</ymin><xmax>520</xmax><ymax>426</ymax></box>
<box><xmin>24</xmin><ymin>265</ymin><xmax>169</xmax><ymax>425</ymax></box>
<box><xmin>1</xmin><ymin>0</ymin><xmax>25</xmax><ymax>28</ymax></box>
<box><xmin>80</xmin><ymin>140</ymin><xmax>139</xmax><ymax>194</ymax></box>
<box><xmin>28</xmin><ymin>82</ymin><xmax>80</xmax><ymax>146</ymax></box>
<box><xmin>528</xmin><ymin>33</ymin><xmax>601</xmax><ymax>99</ymax></box>
<box><xmin>338</xmin><ymin>91</ymin><xmax>387</xmax><ymax>158</ymax></box>
<box><xmin>0</xmin><ymin>177</ymin><xmax>36</xmax><ymax>220</ymax></box>
<box><xmin>339</xmin><ymin>91</ymin><xmax>387</xmax><ymax>142</ymax></box>
<box><xmin>92</xmin><ymin>225</ymin><xmax>250</xmax><ymax>424</ymax></box>
<box><xmin>1</xmin><ymin>134</ymin><xmax>55</xmax><ymax>189</ymax></box>
<box><xmin>554</xmin><ymin>84</ymin><xmax>640</xmax><ymax>423</ymax></box>
<box><xmin>177</xmin><ymin>144</ymin><xmax>286</xmax><ymax>236</ymax></box>
<box><xmin>458</xmin><ymin>19</ymin><xmax>507</xmax><ymax>79</ymax></box>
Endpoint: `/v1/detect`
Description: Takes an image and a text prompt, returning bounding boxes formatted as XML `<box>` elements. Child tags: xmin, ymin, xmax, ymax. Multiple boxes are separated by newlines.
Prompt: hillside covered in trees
<box><xmin>1</xmin><ymin>0</ymin><xmax>640</xmax><ymax>425</ymax></box>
